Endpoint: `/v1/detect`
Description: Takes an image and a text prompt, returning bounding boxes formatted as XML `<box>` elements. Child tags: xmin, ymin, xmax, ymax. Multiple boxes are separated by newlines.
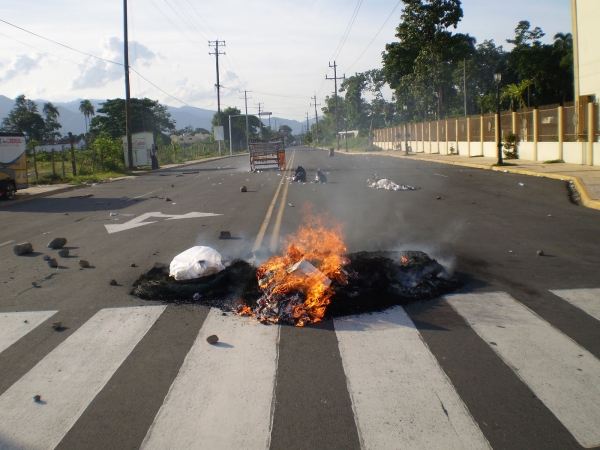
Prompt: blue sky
<box><xmin>0</xmin><ymin>0</ymin><xmax>572</xmax><ymax>121</ymax></box>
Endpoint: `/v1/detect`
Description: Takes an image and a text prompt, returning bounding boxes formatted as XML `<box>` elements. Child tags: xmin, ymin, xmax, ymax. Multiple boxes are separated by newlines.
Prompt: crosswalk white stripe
<box><xmin>0</xmin><ymin>310</ymin><xmax>58</xmax><ymax>354</ymax></box>
<box><xmin>446</xmin><ymin>292</ymin><xmax>600</xmax><ymax>448</ymax></box>
<box><xmin>141</xmin><ymin>308</ymin><xmax>280</xmax><ymax>450</ymax></box>
<box><xmin>334</xmin><ymin>306</ymin><xmax>491</xmax><ymax>450</ymax></box>
<box><xmin>0</xmin><ymin>305</ymin><xmax>166</xmax><ymax>450</ymax></box>
<box><xmin>551</xmin><ymin>288</ymin><xmax>600</xmax><ymax>322</ymax></box>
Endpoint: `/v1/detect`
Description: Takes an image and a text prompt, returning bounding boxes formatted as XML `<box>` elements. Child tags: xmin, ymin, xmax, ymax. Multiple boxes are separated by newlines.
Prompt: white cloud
<box><xmin>71</xmin><ymin>37</ymin><xmax>157</xmax><ymax>90</ymax></box>
<box><xmin>0</xmin><ymin>54</ymin><xmax>45</xmax><ymax>82</ymax></box>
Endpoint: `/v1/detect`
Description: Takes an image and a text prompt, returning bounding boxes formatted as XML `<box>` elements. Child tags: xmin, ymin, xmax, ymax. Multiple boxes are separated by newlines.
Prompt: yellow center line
<box><xmin>268</xmin><ymin>153</ymin><xmax>296</xmax><ymax>252</ymax></box>
<box><xmin>251</xmin><ymin>150</ymin><xmax>295</xmax><ymax>253</ymax></box>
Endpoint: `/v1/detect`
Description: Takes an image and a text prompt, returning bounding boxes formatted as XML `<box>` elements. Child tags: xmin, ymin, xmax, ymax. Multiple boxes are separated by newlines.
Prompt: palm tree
<box><xmin>43</xmin><ymin>102</ymin><xmax>60</xmax><ymax>120</ymax></box>
<box><xmin>501</xmin><ymin>80</ymin><xmax>532</xmax><ymax>111</ymax></box>
<box><xmin>79</xmin><ymin>100</ymin><xmax>95</xmax><ymax>134</ymax></box>
<box><xmin>42</xmin><ymin>102</ymin><xmax>61</xmax><ymax>140</ymax></box>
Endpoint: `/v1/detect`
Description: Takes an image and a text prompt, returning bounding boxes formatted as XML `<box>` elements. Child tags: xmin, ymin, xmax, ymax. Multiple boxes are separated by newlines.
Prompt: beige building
<box><xmin>572</xmin><ymin>0</ymin><xmax>600</xmax><ymax>101</ymax></box>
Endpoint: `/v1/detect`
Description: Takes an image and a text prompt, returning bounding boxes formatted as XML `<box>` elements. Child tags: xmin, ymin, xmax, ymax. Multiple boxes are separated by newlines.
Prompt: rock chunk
<box><xmin>206</xmin><ymin>335</ymin><xmax>219</xmax><ymax>345</ymax></box>
<box><xmin>240</xmin><ymin>186</ymin><xmax>247</xmax><ymax>192</ymax></box>
<box><xmin>79</xmin><ymin>260</ymin><xmax>90</xmax><ymax>268</ymax></box>
<box><xmin>47</xmin><ymin>258</ymin><xmax>58</xmax><ymax>268</ymax></box>
<box><xmin>47</xmin><ymin>238</ymin><xmax>67</xmax><ymax>249</ymax></box>
<box><xmin>58</xmin><ymin>249</ymin><xmax>69</xmax><ymax>258</ymax></box>
<box><xmin>13</xmin><ymin>242</ymin><xmax>33</xmax><ymax>255</ymax></box>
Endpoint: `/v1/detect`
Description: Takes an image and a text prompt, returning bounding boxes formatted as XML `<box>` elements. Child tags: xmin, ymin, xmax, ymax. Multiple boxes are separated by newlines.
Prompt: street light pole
<box><xmin>494</xmin><ymin>70</ymin><xmax>503</xmax><ymax>165</ymax></box>
<box><xmin>403</xmin><ymin>104</ymin><xmax>409</xmax><ymax>155</ymax></box>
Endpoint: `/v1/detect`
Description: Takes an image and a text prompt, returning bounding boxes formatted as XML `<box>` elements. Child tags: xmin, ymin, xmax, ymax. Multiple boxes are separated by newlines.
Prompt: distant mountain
<box><xmin>0</xmin><ymin>95</ymin><xmax>310</xmax><ymax>136</ymax></box>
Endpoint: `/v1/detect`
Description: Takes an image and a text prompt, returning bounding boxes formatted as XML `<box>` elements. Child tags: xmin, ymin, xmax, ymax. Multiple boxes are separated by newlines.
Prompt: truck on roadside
<box><xmin>0</xmin><ymin>132</ymin><xmax>28</xmax><ymax>200</ymax></box>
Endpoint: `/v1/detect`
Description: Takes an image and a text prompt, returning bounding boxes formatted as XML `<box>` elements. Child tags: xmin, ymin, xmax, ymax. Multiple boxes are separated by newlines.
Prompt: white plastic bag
<box><xmin>169</xmin><ymin>246</ymin><xmax>225</xmax><ymax>280</ymax></box>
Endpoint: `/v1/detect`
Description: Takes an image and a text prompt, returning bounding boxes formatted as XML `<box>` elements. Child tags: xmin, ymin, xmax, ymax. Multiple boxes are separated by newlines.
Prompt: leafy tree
<box><xmin>79</xmin><ymin>100</ymin><xmax>95</xmax><ymax>134</ymax></box>
<box><xmin>211</xmin><ymin>107</ymin><xmax>261</xmax><ymax>148</ymax></box>
<box><xmin>506</xmin><ymin>21</ymin><xmax>573</xmax><ymax>106</ymax></box>
<box><xmin>383</xmin><ymin>0</ymin><xmax>475</xmax><ymax>120</ymax></box>
<box><xmin>0</xmin><ymin>95</ymin><xmax>46</xmax><ymax>140</ymax></box>
<box><xmin>42</xmin><ymin>102</ymin><xmax>62</xmax><ymax>141</ymax></box>
<box><xmin>278</xmin><ymin>125</ymin><xmax>295</xmax><ymax>143</ymax></box>
<box><xmin>501</xmin><ymin>80</ymin><xmax>532</xmax><ymax>111</ymax></box>
<box><xmin>89</xmin><ymin>98</ymin><xmax>176</xmax><ymax>139</ymax></box>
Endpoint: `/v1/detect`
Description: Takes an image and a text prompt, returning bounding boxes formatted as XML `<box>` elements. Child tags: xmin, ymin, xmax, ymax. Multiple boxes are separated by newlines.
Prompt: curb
<box><xmin>1</xmin><ymin>153</ymin><xmax>247</xmax><ymax>207</ymax></box>
<box><xmin>331</xmin><ymin>149</ymin><xmax>600</xmax><ymax>211</ymax></box>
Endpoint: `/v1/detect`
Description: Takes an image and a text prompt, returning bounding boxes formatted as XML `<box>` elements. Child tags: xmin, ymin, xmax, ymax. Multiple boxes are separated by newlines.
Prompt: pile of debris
<box><xmin>131</xmin><ymin>217</ymin><xmax>459</xmax><ymax>326</ymax></box>
<box><xmin>367</xmin><ymin>174</ymin><xmax>419</xmax><ymax>191</ymax></box>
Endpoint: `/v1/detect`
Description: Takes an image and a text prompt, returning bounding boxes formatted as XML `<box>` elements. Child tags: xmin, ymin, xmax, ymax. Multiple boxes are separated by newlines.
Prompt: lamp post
<box><xmin>403</xmin><ymin>104</ymin><xmax>409</xmax><ymax>155</ymax></box>
<box><xmin>494</xmin><ymin>70</ymin><xmax>503</xmax><ymax>165</ymax></box>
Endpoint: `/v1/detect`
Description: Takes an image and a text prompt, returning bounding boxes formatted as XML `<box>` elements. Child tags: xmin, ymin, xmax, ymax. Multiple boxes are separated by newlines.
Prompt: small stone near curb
<box><xmin>13</xmin><ymin>242</ymin><xmax>33</xmax><ymax>255</ymax></box>
<box><xmin>58</xmin><ymin>249</ymin><xmax>69</xmax><ymax>258</ymax></box>
<box><xmin>537</xmin><ymin>250</ymin><xmax>544</xmax><ymax>256</ymax></box>
<box><xmin>109</xmin><ymin>279</ymin><xmax>118</xmax><ymax>286</ymax></box>
<box><xmin>165</xmin><ymin>198</ymin><xmax>171</xmax><ymax>202</ymax></box>
<box><xmin>131</xmin><ymin>263</ymin><xmax>137</xmax><ymax>267</ymax></box>
<box><xmin>47</xmin><ymin>238</ymin><xmax>67</xmax><ymax>249</ymax></box>
<box><xmin>219</xmin><ymin>231</ymin><xmax>232</xmax><ymax>239</ymax></box>
<box><xmin>436</xmin><ymin>196</ymin><xmax>442</xmax><ymax>200</ymax></box>
<box><xmin>206</xmin><ymin>335</ymin><xmax>219</xmax><ymax>345</ymax></box>
<box><xmin>51</xmin><ymin>322</ymin><xmax>62</xmax><ymax>330</ymax></box>
<box><xmin>47</xmin><ymin>258</ymin><xmax>58</xmax><ymax>268</ymax></box>
<box><xmin>79</xmin><ymin>260</ymin><xmax>90</xmax><ymax>268</ymax></box>
<box><xmin>240</xmin><ymin>186</ymin><xmax>247</xmax><ymax>192</ymax></box>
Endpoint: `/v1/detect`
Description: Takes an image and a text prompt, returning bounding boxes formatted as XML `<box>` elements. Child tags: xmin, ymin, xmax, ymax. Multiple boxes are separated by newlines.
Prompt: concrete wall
<box><xmin>482</xmin><ymin>142</ymin><xmax>496</xmax><ymax>158</ymax></box>
<box><xmin>519</xmin><ymin>142</ymin><xmax>535</xmax><ymax>161</ymax></box>
<box><xmin>537</xmin><ymin>142</ymin><xmax>560</xmax><ymax>162</ymax></box>
<box><xmin>563</xmin><ymin>142</ymin><xmax>585</xmax><ymax>165</ymax></box>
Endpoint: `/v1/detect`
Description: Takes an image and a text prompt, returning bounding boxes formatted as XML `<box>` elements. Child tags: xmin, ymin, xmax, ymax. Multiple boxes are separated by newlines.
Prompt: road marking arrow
<box><xmin>104</xmin><ymin>212</ymin><xmax>221</xmax><ymax>234</ymax></box>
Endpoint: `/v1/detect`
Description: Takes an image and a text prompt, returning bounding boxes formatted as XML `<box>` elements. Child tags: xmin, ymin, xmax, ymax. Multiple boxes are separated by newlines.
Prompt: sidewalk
<box><xmin>338</xmin><ymin>149</ymin><xmax>600</xmax><ymax>211</ymax></box>
<box><xmin>1</xmin><ymin>153</ymin><xmax>245</xmax><ymax>207</ymax></box>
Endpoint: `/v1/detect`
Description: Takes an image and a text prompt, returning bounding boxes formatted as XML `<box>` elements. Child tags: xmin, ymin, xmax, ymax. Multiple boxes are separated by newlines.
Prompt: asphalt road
<box><xmin>1</xmin><ymin>146</ymin><xmax>599</xmax><ymax>450</ymax></box>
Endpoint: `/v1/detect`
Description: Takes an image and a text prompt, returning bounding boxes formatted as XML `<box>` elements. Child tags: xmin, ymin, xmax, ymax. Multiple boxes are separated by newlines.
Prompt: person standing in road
<box><xmin>150</xmin><ymin>144</ymin><xmax>159</xmax><ymax>170</ymax></box>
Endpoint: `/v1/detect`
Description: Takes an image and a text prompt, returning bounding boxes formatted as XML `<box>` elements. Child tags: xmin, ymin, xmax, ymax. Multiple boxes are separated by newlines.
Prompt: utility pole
<box><xmin>240</xmin><ymin>90</ymin><xmax>251</xmax><ymax>149</ymax></box>
<box><xmin>306</xmin><ymin>111</ymin><xmax>310</xmax><ymax>142</ymax></box>
<box><xmin>209</xmin><ymin>40</ymin><xmax>225</xmax><ymax>154</ymax></box>
<box><xmin>311</xmin><ymin>95</ymin><xmax>321</xmax><ymax>144</ymax></box>
<box><xmin>464</xmin><ymin>59</ymin><xmax>467</xmax><ymax>116</ymax></box>
<box><xmin>256</xmin><ymin>102</ymin><xmax>263</xmax><ymax>138</ymax></box>
<box><xmin>123</xmin><ymin>0</ymin><xmax>133</xmax><ymax>169</ymax></box>
<box><xmin>326</xmin><ymin>61</ymin><xmax>345</xmax><ymax>151</ymax></box>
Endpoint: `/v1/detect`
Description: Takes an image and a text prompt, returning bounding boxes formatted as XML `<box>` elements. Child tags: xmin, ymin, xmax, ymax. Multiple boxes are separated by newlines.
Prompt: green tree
<box><xmin>212</xmin><ymin>107</ymin><xmax>261</xmax><ymax>148</ymax></box>
<box><xmin>0</xmin><ymin>95</ymin><xmax>46</xmax><ymax>140</ymax></box>
<box><xmin>501</xmin><ymin>80</ymin><xmax>532</xmax><ymax>111</ymax></box>
<box><xmin>89</xmin><ymin>98</ymin><xmax>176</xmax><ymax>139</ymax></box>
<box><xmin>42</xmin><ymin>102</ymin><xmax>62</xmax><ymax>141</ymax></box>
<box><xmin>383</xmin><ymin>0</ymin><xmax>475</xmax><ymax>120</ymax></box>
<box><xmin>79</xmin><ymin>100</ymin><xmax>95</xmax><ymax>134</ymax></box>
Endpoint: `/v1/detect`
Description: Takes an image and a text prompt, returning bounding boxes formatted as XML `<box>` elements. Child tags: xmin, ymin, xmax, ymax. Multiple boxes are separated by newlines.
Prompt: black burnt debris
<box><xmin>131</xmin><ymin>251</ymin><xmax>460</xmax><ymax>322</ymax></box>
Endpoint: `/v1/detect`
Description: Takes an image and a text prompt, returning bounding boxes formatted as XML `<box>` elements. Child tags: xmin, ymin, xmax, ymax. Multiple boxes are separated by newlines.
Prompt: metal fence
<box><xmin>458</xmin><ymin>117</ymin><xmax>468</xmax><ymax>141</ymax></box>
<box><xmin>539</xmin><ymin>108</ymin><xmax>558</xmax><ymax>142</ymax></box>
<box><xmin>483</xmin><ymin>113</ymin><xmax>495</xmax><ymax>142</ymax></box>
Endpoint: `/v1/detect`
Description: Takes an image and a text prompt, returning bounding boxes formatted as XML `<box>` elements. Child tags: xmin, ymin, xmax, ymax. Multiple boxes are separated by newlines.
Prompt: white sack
<box><xmin>169</xmin><ymin>246</ymin><xmax>225</xmax><ymax>280</ymax></box>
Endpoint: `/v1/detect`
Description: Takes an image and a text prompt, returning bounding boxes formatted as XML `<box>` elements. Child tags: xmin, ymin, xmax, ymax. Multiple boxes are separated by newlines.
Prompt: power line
<box><xmin>252</xmin><ymin>90</ymin><xmax>311</xmax><ymax>99</ymax></box>
<box><xmin>345</xmin><ymin>1</ymin><xmax>401</xmax><ymax>73</ymax></box>
<box><xmin>329</xmin><ymin>0</ymin><xmax>364</xmax><ymax>62</ymax></box>
<box><xmin>0</xmin><ymin>19</ymin><xmax>123</xmax><ymax>66</ymax></box>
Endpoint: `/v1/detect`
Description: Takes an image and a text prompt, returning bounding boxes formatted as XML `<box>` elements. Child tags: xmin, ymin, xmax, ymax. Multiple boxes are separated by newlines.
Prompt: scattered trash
<box><xmin>51</xmin><ymin>322</ymin><xmax>62</xmax><ymax>330</ymax></box>
<box><xmin>288</xmin><ymin>203</ymin><xmax>294</xmax><ymax>207</ymax></box>
<box><xmin>58</xmin><ymin>249</ymin><xmax>69</xmax><ymax>258</ymax></box>
<box><xmin>518</xmin><ymin>182</ymin><xmax>524</xmax><ymax>186</ymax></box>
<box><xmin>13</xmin><ymin>242</ymin><xmax>33</xmax><ymax>256</ymax></box>
<box><xmin>79</xmin><ymin>260</ymin><xmax>90</xmax><ymax>268</ymax></box>
<box><xmin>43</xmin><ymin>255</ymin><xmax>50</xmax><ymax>261</ymax></box>
<box><xmin>47</xmin><ymin>258</ymin><xmax>58</xmax><ymax>268</ymax></box>
<box><xmin>436</xmin><ymin>196</ymin><xmax>441</xmax><ymax>200</ymax></box>
<box><xmin>206</xmin><ymin>335</ymin><xmax>219</xmax><ymax>345</ymax></box>
<box><xmin>69</xmin><ymin>193</ymin><xmax>93</xmax><ymax>199</ymax></box>
<box><xmin>537</xmin><ymin>250</ymin><xmax>544</xmax><ymax>256</ymax></box>
<box><xmin>548</xmin><ymin>214</ymin><xmax>553</xmax><ymax>217</ymax></box>
<box><xmin>165</xmin><ymin>198</ymin><xmax>171</xmax><ymax>202</ymax></box>
<box><xmin>240</xmin><ymin>186</ymin><xmax>247</xmax><ymax>192</ymax></box>
<box><xmin>131</xmin><ymin>263</ymin><xmax>137</xmax><ymax>267</ymax></box>
<box><xmin>109</xmin><ymin>212</ymin><xmax>118</xmax><ymax>217</ymax></box>
<box><xmin>47</xmin><ymin>238</ymin><xmax>67</xmax><ymax>249</ymax></box>
<box><xmin>509</xmin><ymin>250</ymin><xmax>513</xmax><ymax>253</ymax></box>
<box><xmin>193</xmin><ymin>293</ymin><xmax>202</xmax><ymax>301</ymax></box>
<box><xmin>219</xmin><ymin>231</ymin><xmax>232</xmax><ymax>240</ymax></box>
<box><xmin>183</xmin><ymin>171</ymin><xmax>199</xmax><ymax>175</ymax></box>
<box><xmin>293</xmin><ymin>166</ymin><xmax>307</xmax><ymax>182</ymax></box>
<box><xmin>368</xmin><ymin>176</ymin><xmax>419</xmax><ymax>191</ymax></box>
<box><xmin>169</xmin><ymin>246</ymin><xmax>225</xmax><ymax>280</ymax></box>
<box><xmin>33</xmin><ymin>395</ymin><xmax>42</xmax><ymax>403</ymax></box>
<box><xmin>109</xmin><ymin>279</ymin><xmax>118</xmax><ymax>286</ymax></box>
<box><xmin>171</xmin><ymin>184</ymin><xmax>174</xmax><ymax>187</ymax></box>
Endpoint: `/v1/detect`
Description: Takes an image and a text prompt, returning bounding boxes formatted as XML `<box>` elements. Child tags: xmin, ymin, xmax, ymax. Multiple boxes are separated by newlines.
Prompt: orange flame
<box><xmin>251</xmin><ymin>212</ymin><xmax>348</xmax><ymax>326</ymax></box>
